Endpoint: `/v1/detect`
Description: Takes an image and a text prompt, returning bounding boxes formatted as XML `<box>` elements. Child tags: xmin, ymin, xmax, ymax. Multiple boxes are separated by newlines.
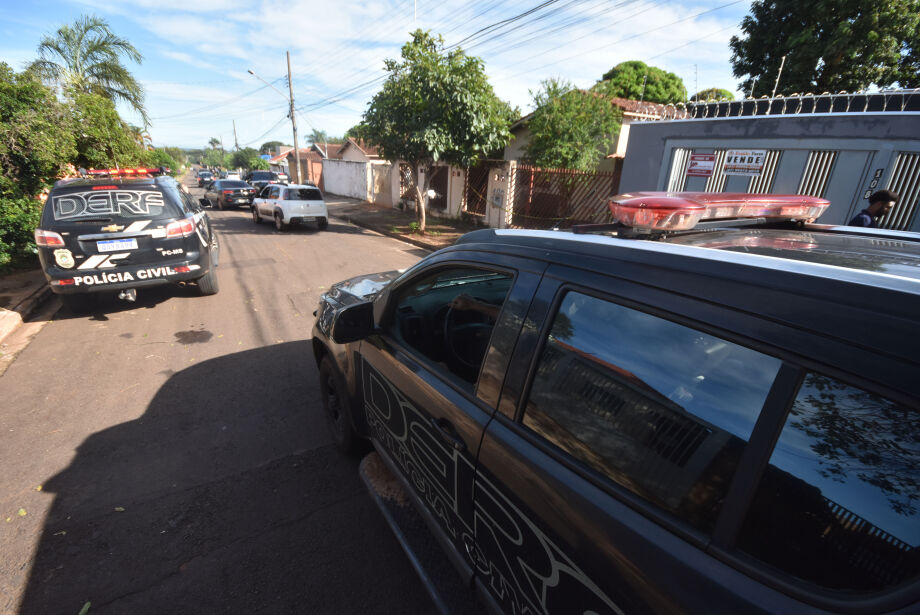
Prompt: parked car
<box><xmin>251</xmin><ymin>184</ymin><xmax>328</xmax><ymax>230</ymax></box>
<box><xmin>245</xmin><ymin>170</ymin><xmax>281</xmax><ymax>194</ymax></box>
<box><xmin>203</xmin><ymin>179</ymin><xmax>257</xmax><ymax>210</ymax></box>
<box><xmin>196</xmin><ymin>170</ymin><xmax>213</xmax><ymax>187</ymax></box>
<box><xmin>35</xmin><ymin>168</ymin><xmax>220</xmax><ymax>311</ymax></box>
<box><xmin>226</xmin><ymin>171</ymin><xmax>241</xmax><ymax>181</ymax></box>
<box><xmin>311</xmin><ymin>192</ymin><xmax>920</xmax><ymax>615</ymax></box>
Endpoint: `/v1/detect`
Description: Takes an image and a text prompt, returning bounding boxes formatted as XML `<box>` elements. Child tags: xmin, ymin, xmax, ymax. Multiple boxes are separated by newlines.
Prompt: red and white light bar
<box><xmin>86</xmin><ymin>168</ymin><xmax>162</xmax><ymax>176</ymax></box>
<box><xmin>608</xmin><ymin>192</ymin><xmax>830</xmax><ymax>231</ymax></box>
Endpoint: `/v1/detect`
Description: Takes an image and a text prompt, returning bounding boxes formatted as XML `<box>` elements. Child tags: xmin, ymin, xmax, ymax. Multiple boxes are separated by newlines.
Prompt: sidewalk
<box><xmin>323</xmin><ymin>194</ymin><xmax>482</xmax><ymax>252</ymax></box>
<box><xmin>0</xmin><ymin>195</ymin><xmax>480</xmax><ymax>348</ymax></box>
<box><xmin>0</xmin><ymin>267</ymin><xmax>51</xmax><ymax>350</ymax></box>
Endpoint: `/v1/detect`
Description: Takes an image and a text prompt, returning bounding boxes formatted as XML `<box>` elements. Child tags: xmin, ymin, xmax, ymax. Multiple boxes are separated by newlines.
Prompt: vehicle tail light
<box><xmin>223</xmin><ymin>190</ymin><xmax>233</xmax><ymax>195</ymax></box>
<box><xmin>91</xmin><ymin>185</ymin><xmax>118</xmax><ymax>190</ymax></box>
<box><xmin>174</xmin><ymin>266</ymin><xmax>191</xmax><ymax>273</ymax></box>
<box><xmin>35</xmin><ymin>229</ymin><xmax>65</xmax><ymax>247</ymax></box>
<box><xmin>166</xmin><ymin>218</ymin><xmax>196</xmax><ymax>239</ymax></box>
<box><xmin>54</xmin><ymin>278</ymin><xmax>75</xmax><ymax>286</ymax></box>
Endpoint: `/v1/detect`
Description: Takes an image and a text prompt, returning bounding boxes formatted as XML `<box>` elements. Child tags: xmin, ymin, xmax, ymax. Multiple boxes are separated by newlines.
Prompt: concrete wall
<box><xmin>620</xmin><ymin>113</ymin><xmax>920</xmax><ymax>229</ymax></box>
<box><xmin>323</xmin><ymin>159</ymin><xmax>369</xmax><ymax>201</ymax></box>
<box><xmin>504</xmin><ymin>126</ymin><xmax>530</xmax><ymax>161</ymax></box>
<box><xmin>486</xmin><ymin>161</ymin><xmax>514</xmax><ymax>229</ymax></box>
<box><xmin>370</xmin><ymin>162</ymin><xmax>399</xmax><ymax>207</ymax></box>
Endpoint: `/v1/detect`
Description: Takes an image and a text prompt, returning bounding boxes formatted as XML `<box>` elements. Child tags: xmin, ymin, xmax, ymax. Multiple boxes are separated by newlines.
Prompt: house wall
<box><xmin>323</xmin><ymin>159</ymin><xmax>370</xmax><ymax>200</ymax></box>
<box><xmin>620</xmin><ymin>113</ymin><xmax>920</xmax><ymax>229</ymax></box>
<box><xmin>504</xmin><ymin>126</ymin><xmax>530</xmax><ymax>161</ymax></box>
<box><xmin>371</xmin><ymin>162</ymin><xmax>398</xmax><ymax>207</ymax></box>
<box><xmin>341</xmin><ymin>147</ymin><xmax>367</xmax><ymax>163</ymax></box>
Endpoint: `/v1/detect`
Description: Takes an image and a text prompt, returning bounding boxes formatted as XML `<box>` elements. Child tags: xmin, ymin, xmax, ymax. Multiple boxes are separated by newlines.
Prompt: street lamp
<box><xmin>247</xmin><ymin>54</ymin><xmax>301</xmax><ymax>183</ymax></box>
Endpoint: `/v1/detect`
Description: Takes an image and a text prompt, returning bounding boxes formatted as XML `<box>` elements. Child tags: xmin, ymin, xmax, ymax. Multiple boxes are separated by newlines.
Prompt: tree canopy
<box><xmin>691</xmin><ymin>88</ymin><xmax>735</xmax><ymax>102</ymax></box>
<box><xmin>730</xmin><ymin>0</ymin><xmax>920</xmax><ymax>95</ymax></box>
<box><xmin>260</xmin><ymin>140</ymin><xmax>288</xmax><ymax>153</ymax></box>
<box><xmin>525</xmin><ymin>79</ymin><xmax>622</xmax><ymax>172</ymax></box>
<box><xmin>230</xmin><ymin>147</ymin><xmax>268</xmax><ymax>171</ymax></box>
<box><xmin>593</xmin><ymin>60</ymin><xmax>686</xmax><ymax>104</ymax></box>
<box><xmin>29</xmin><ymin>15</ymin><xmax>148</xmax><ymax>125</ymax></box>
<box><xmin>70</xmin><ymin>92</ymin><xmax>151</xmax><ymax>169</ymax></box>
<box><xmin>361</xmin><ymin>29</ymin><xmax>514</xmax><ymax>231</ymax></box>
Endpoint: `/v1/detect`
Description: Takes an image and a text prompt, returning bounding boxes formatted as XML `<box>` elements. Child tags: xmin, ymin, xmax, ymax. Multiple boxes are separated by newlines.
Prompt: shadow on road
<box><xmin>18</xmin><ymin>342</ymin><xmax>432</xmax><ymax>614</ymax></box>
<box><xmin>52</xmin><ymin>283</ymin><xmax>207</xmax><ymax>321</ymax></box>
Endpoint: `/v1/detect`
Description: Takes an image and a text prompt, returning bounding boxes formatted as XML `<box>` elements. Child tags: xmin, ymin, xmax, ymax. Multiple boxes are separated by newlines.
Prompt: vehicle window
<box><xmin>388</xmin><ymin>267</ymin><xmax>513</xmax><ymax>388</ymax></box>
<box><xmin>270</xmin><ymin>186</ymin><xmax>281</xmax><ymax>199</ymax></box>
<box><xmin>221</xmin><ymin>181</ymin><xmax>248</xmax><ymax>188</ymax></box>
<box><xmin>46</xmin><ymin>185</ymin><xmax>177</xmax><ymax>222</ymax></box>
<box><xmin>737</xmin><ymin>373</ymin><xmax>919</xmax><ymax>592</ymax></box>
<box><xmin>522</xmin><ymin>291</ymin><xmax>782</xmax><ymax>532</ymax></box>
<box><xmin>259</xmin><ymin>187</ymin><xmax>271</xmax><ymax>198</ymax></box>
<box><xmin>287</xmin><ymin>188</ymin><xmax>322</xmax><ymax>200</ymax></box>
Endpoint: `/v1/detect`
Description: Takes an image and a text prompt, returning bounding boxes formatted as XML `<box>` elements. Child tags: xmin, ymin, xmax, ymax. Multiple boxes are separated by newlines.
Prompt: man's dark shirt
<box><xmin>848</xmin><ymin>209</ymin><xmax>876</xmax><ymax>228</ymax></box>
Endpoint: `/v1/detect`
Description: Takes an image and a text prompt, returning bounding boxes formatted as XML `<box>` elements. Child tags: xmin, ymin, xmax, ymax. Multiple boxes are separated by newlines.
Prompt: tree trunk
<box><xmin>413</xmin><ymin>163</ymin><xmax>432</xmax><ymax>234</ymax></box>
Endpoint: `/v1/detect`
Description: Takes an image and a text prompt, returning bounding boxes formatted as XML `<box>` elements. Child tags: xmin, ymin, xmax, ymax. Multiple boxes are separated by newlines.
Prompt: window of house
<box><xmin>737</xmin><ymin>372</ymin><xmax>919</xmax><ymax>592</ymax></box>
<box><xmin>522</xmin><ymin>290</ymin><xmax>782</xmax><ymax>532</ymax></box>
<box><xmin>388</xmin><ymin>267</ymin><xmax>513</xmax><ymax>387</ymax></box>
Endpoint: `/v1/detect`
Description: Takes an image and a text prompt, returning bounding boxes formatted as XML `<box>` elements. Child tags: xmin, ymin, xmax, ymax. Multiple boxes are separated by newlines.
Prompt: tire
<box><xmin>60</xmin><ymin>293</ymin><xmax>93</xmax><ymax>313</ymax></box>
<box><xmin>197</xmin><ymin>266</ymin><xmax>219</xmax><ymax>295</ymax></box>
<box><xmin>317</xmin><ymin>216</ymin><xmax>328</xmax><ymax>230</ymax></box>
<box><xmin>274</xmin><ymin>211</ymin><xmax>287</xmax><ymax>231</ymax></box>
<box><xmin>319</xmin><ymin>357</ymin><xmax>359</xmax><ymax>454</ymax></box>
<box><xmin>251</xmin><ymin>206</ymin><xmax>262</xmax><ymax>224</ymax></box>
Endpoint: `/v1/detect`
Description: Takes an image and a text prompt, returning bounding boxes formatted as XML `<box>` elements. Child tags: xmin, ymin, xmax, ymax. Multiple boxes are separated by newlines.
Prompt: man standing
<box><xmin>848</xmin><ymin>190</ymin><xmax>898</xmax><ymax>227</ymax></box>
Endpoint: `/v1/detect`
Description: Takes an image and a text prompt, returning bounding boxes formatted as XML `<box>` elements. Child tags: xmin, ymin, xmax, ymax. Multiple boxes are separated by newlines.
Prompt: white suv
<box><xmin>252</xmin><ymin>184</ymin><xmax>329</xmax><ymax>231</ymax></box>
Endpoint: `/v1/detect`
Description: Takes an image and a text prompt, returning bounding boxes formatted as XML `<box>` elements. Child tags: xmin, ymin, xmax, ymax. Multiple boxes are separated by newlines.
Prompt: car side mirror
<box><xmin>330</xmin><ymin>301</ymin><xmax>375</xmax><ymax>344</ymax></box>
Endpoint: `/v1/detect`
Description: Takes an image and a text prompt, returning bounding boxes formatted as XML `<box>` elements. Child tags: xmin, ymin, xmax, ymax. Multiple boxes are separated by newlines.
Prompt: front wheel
<box><xmin>319</xmin><ymin>357</ymin><xmax>359</xmax><ymax>454</ymax></box>
<box><xmin>197</xmin><ymin>267</ymin><xmax>219</xmax><ymax>295</ymax></box>
<box><xmin>251</xmin><ymin>206</ymin><xmax>262</xmax><ymax>224</ymax></box>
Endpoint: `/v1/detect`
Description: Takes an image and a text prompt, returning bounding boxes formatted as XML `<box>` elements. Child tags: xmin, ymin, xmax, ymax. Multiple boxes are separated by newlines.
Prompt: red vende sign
<box><xmin>687</xmin><ymin>154</ymin><xmax>716</xmax><ymax>177</ymax></box>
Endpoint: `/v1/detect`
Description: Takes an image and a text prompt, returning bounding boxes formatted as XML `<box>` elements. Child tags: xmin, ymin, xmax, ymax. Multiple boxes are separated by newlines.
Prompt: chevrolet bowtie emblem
<box><xmin>101</xmin><ymin>224</ymin><xmax>124</xmax><ymax>232</ymax></box>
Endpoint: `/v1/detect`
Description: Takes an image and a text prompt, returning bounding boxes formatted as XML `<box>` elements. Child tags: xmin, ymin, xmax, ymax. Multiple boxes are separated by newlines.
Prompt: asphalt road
<box><xmin>0</xmin><ymin>176</ymin><xmax>435</xmax><ymax>614</ymax></box>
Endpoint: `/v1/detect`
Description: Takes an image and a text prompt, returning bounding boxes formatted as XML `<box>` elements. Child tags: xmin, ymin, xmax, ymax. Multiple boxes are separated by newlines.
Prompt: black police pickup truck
<box><xmin>312</xmin><ymin>192</ymin><xmax>920</xmax><ymax>615</ymax></box>
<box><xmin>35</xmin><ymin>168</ymin><xmax>220</xmax><ymax>311</ymax></box>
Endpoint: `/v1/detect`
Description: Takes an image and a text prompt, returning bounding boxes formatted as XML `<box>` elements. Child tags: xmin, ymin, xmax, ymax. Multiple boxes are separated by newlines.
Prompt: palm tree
<box><xmin>208</xmin><ymin>137</ymin><xmax>221</xmax><ymax>150</ymax></box>
<box><xmin>29</xmin><ymin>15</ymin><xmax>148</xmax><ymax>125</ymax></box>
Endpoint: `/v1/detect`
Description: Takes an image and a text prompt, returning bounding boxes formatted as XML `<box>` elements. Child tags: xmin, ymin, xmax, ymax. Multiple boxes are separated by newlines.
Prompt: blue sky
<box><xmin>1</xmin><ymin>0</ymin><xmax>753</xmax><ymax>150</ymax></box>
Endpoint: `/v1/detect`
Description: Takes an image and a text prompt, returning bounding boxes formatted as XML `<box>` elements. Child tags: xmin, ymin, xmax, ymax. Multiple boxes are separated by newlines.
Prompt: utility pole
<box><xmin>639</xmin><ymin>74</ymin><xmax>648</xmax><ymax>102</ymax></box>
<box><xmin>232</xmin><ymin>120</ymin><xmax>240</xmax><ymax>151</ymax></box>
<box><xmin>694</xmin><ymin>64</ymin><xmax>698</xmax><ymax>100</ymax></box>
<box><xmin>771</xmin><ymin>55</ymin><xmax>787</xmax><ymax>98</ymax></box>
<box><xmin>286</xmin><ymin>51</ymin><xmax>301</xmax><ymax>184</ymax></box>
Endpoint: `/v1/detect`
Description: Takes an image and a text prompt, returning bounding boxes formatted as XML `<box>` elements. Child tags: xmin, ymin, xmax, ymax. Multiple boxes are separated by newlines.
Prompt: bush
<box><xmin>0</xmin><ymin>196</ymin><xmax>42</xmax><ymax>270</ymax></box>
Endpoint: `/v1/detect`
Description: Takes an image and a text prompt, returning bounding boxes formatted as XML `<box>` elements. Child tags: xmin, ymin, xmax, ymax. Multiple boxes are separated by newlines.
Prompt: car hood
<box><xmin>328</xmin><ymin>270</ymin><xmax>401</xmax><ymax>305</ymax></box>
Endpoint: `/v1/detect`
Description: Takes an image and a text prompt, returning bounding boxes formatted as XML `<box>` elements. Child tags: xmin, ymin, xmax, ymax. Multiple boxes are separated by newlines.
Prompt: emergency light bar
<box><xmin>608</xmin><ymin>192</ymin><xmax>830</xmax><ymax>232</ymax></box>
<box><xmin>85</xmin><ymin>167</ymin><xmax>164</xmax><ymax>177</ymax></box>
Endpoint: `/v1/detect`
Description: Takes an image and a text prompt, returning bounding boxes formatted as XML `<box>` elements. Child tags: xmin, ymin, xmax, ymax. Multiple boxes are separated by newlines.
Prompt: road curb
<box><xmin>331</xmin><ymin>212</ymin><xmax>438</xmax><ymax>253</ymax></box>
<box><xmin>0</xmin><ymin>284</ymin><xmax>53</xmax><ymax>348</ymax></box>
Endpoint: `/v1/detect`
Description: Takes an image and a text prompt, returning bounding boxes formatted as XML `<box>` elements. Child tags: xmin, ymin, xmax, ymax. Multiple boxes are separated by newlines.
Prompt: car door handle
<box><xmin>429</xmin><ymin>417</ymin><xmax>466</xmax><ymax>453</ymax></box>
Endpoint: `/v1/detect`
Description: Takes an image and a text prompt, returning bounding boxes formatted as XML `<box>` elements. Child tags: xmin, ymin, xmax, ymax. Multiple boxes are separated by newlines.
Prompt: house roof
<box><xmin>345</xmin><ymin>138</ymin><xmax>380</xmax><ymax>158</ymax></box>
<box><xmin>510</xmin><ymin>92</ymin><xmax>673</xmax><ymax>130</ymax></box>
<box><xmin>284</xmin><ymin>148</ymin><xmax>323</xmax><ymax>162</ymax></box>
<box><xmin>310</xmin><ymin>142</ymin><xmax>346</xmax><ymax>159</ymax></box>
<box><xmin>268</xmin><ymin>148</ymin><xmax>293</xmax><ymax>164</ymax></box>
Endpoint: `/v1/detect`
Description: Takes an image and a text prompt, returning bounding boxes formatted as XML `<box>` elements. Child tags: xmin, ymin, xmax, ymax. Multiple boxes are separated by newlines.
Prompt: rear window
<box><xmin>286</xmin><ymin>188</ymin><xmax>323</xmax><ymax>200</ymax></box>
<box><xmin>45</xmin><ymin>184</ymin><xmax>179</xmax><ymax>223</ymax></box>
<box><xmin>220</xmin><ymin>181</ymin><xmax>249</xmax><ymax>188</ymax></box>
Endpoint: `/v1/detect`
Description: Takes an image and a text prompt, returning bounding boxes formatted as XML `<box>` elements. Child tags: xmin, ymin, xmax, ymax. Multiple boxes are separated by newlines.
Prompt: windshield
<box><xmin>286</xmin><ymin>188</ymin><xmax>323</xmax><ymax>200</ymax></box>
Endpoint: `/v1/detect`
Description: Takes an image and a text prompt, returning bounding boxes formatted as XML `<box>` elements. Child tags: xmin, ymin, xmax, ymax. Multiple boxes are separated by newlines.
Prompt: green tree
<box><xmin>208</xmin><ymin>137</ymin><xmax>222</xmax><ymax>151</ymax></box>
<box><xmin>260</xmin><ymin>140</ymin><xmax>288</xmax><ymax>154</ymax></box>
<box><xmin>306</xmin><ymin>129</ymin><xmax>328</xmax><ymax>145</ymax></box>
<box><xmin>0</xmin><ymin>63</ymin><xmax>77</xmax><ymax>269</ymax></box>
<box><xmin>229</xmin><ymin>147</ymin><xmax>267</xmax><ymax>171</ymax></box>
<box><xmin>29</xmin><ymin>14</ymin><xmax>148</xmax><ymax>125</ymax></box>
<box><xmin>593</xmin><ymin>60</ymin><xmax>686</xmax><ymax>104</ymax></box>
<box><xmin>691</xmin><ymin>88</ymin><xmax>735</xmax><ymax>101</ymax></box>
<box><xmin>524</xmin><ymin>78</ymin><xmax>622</xmax><ymax>172</ymax></box>
<box><xmin>70</xmin><ymin>92</ymin><xmax>149</xmax><ymax>169</ymax></box>
<box><xmin>0</xmin><ymin>63</ymin><xmax>75</xmax><ymax>199</ymax></box>
<box><xmin>361</xmin><ymin>29</ymin><xmax>513</xmax><ymax>232</ymax></box>
<box><xmin>729</xmin><ymin>0</ymin><xmax>920</xmax><ymax>96</ymax></box>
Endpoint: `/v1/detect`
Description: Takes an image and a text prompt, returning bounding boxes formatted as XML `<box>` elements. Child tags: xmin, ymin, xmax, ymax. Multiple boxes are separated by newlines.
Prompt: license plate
<box><xmin>97</xmin><ymin>238</ymin><xmax>138</xmax><ymax>252</ymax></box>
<box><xmin>303</xmin><ymin>217</ymin><xmax>316</xmax><ymax>222</ymax></box>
